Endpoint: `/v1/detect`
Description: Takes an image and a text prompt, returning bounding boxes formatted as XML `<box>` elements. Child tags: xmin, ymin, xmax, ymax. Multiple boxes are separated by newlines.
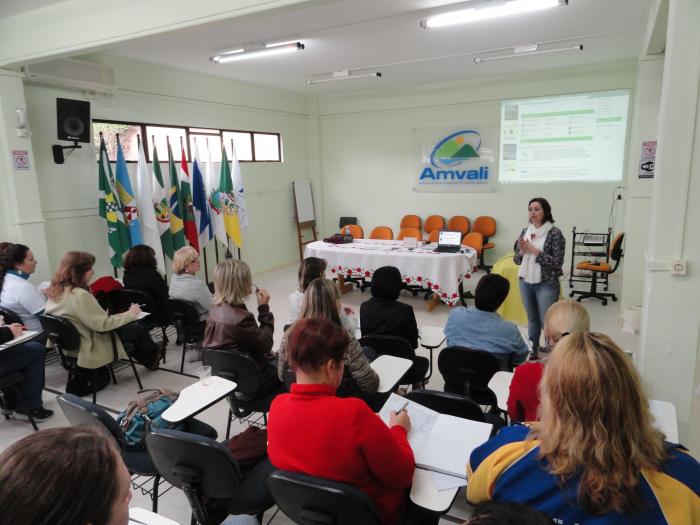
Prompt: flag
<box><xmin>98</xmin><ymin>136</ymin><xmax>129</xmax><ymax>268</ymax></box>
<box><xmin>230</xmin><ymin>141</ymin><xmax>248</xmax><ymax>230</ymax></box>
<box><xmin>167</xmin><ymin>141</ymin><xmax>186</xmax><ymax>250</ymax></box>
<box><xmin>151</xmin><ymin>146</ymin><xmax>174</xmax><ymax>260</ymax></box>
<box><xmin>179</xmin><ymin>144</ymin><xmax>199</xmax><ymax>252</ymax></box>
<box><xmin>192</xmin><ymin>140</ymin><xmax>213</xmax><ymax>249</ymax></box>
<box><xmin>115</xmin><ymin>138</ymin><xmax>143</xmax><ymax>246</ymax></box>
<box><xmin>134</xmin><ymin>139</ymin><xmax>165</xmax><ymax>273</ymax></box>
<box><xmin>219</xmin><ymin>146</ymin><xmax>243</xmax><ymax>248</ymax></box>
<box><xmin>205</xmin><ymin>139</ymin><xmax>227</xmax><ymax>247</ymax></box>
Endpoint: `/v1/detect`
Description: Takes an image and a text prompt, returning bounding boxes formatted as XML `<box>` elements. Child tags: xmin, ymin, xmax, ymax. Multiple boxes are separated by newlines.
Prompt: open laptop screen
<box><xmin>438</xmin><ymin>230</ymin><xmax>461</xmax><ymax>247</ymax></box>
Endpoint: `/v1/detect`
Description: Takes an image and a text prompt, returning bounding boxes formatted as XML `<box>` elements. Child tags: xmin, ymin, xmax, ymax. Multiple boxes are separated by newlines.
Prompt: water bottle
<box><xmin>345</xmin><ymin>226</ymin><xmax>351</xmax><ymax>237</ymax></box>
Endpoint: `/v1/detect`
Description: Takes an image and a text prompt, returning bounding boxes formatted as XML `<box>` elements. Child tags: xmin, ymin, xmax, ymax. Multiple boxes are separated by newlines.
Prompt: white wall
<box><xmin>315</xmin><ymin>63</ymin><xmax>636</xmax><ymax>276</ymax></box>
<box><xmin>23</xmin><ymin>55</ymin><xmax>316</xmax><ymax>279</ymax></box>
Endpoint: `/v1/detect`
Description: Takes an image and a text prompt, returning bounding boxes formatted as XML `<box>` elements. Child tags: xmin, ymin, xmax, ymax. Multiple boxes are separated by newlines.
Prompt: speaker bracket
<box><xmin>52</xmin><ymin>141</ymin><xmax>81</xmax><ymax>164</ymax></box>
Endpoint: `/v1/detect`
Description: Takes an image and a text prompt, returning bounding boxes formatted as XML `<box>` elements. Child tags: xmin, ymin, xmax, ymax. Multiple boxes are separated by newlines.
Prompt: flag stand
<box><xmin>202</xmin><ymin>246</ymin><xmax>209</xmax><ymax>283</ymax></box>
<box><xmin>214</xmin><ymin>242</ymin><xmax>220</xmax><ymax>264</ymax></box>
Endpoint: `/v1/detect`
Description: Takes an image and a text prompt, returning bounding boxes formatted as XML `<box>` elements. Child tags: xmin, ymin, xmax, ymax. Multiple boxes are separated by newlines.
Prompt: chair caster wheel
<box><xmin>576</xmin><ymin>298</ymin><xmax>582</xmax><ymax>303</ymax></box>
<box><xmin>602</xmin><ymin>300</ymin><xmax>608</xmax><ymax>306</ymax></box>
<box><xmin>569</xmin><ymin>292</ymin><xmax>575</xmax><ymax>298</ymax></box>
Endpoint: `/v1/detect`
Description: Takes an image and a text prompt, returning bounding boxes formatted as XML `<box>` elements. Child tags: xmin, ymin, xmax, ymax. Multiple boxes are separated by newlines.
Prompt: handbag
<box><xmin>117</xmin><ymin>388</ymin><xmax>184</xmax><ymax>449</ymax></box>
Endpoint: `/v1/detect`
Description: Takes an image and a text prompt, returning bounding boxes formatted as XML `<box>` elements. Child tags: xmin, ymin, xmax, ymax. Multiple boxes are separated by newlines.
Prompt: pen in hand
<box><xmin>395</xmin><ymin>401</ymin><xmax>409</xmax><ymax>415</ymax></box>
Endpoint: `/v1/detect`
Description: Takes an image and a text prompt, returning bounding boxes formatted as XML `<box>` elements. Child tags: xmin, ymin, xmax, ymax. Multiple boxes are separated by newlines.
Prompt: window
<box><xmin>93</xmin><ymin>119</ymin><xmax>282</xmax><ymax>163</ymax></box>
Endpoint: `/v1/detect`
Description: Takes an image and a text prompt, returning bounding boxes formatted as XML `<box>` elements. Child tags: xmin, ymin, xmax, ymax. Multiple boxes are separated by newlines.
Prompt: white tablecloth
<box><xmin>304</xmin><ymin>239</ymin><xmax>477</xmax><ymax>306</ymax></box>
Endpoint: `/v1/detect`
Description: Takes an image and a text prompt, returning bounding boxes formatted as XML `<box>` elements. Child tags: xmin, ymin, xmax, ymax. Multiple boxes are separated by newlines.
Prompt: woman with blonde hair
<box><xmin>277</xmin><ymin>278</ymin><xmax>379</xmax><ymax>395</ymax></box>
<box><xmin>203</xmin><ymin>259</ymin><xmax>280</xmax><ymax>393</ymax></box>
<box><xmin>468</xmin><ymin>332</ymin><xmax>700</xmax><ymax>524</ymax></box>
<box><xmin>507</xmin><ymin>299</ymin><xmax>590</xmax><ymax>421</ymax></box>
<box><xmin>169</xmin><ymin>246</ymin><xmax>212</xmax><ymax>321</ymax></box>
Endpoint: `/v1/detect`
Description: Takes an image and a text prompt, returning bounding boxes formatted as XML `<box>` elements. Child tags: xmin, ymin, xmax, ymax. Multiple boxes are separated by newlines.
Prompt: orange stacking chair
<box><xmin>400</xmin><ymin>214</ymin><xmax>421</xmax><ymax>230</ymax></box>
<box><xmin>447</xmin><ymin>216</ymin><xmax>470</xmax><ymax>237</ymax></box>
<box><xmin>423</xmin><ymin>215</ymin><xmax>445</xmax><ymax>235</ymax></box>
<box><xmin>472</xmin><ymin>216</ymin><xmax>496</xmax><ymax>269</ymax></box>
<box><xmin>339</xmin><ymin>224</ymin><xmax>364</xmax><ymax>239</ymax></box>
<box><xmin>396</xmin><ymin>228</ymin><xmax>423</xmax><ymax>241</ymax></box>
<box><xmin>427</xmin><ymin>230</ymin><xmax>441</xmax><ymax>243</ymax></box>
<box><xmin>571</xmin><ymin>233</ymin><xmax>625</xmax><ymax>305</ymax></box>
<box><xmin>369</xmin><ymin>226</ymin><xmax>394</xmax><ymax>240</ymax></box>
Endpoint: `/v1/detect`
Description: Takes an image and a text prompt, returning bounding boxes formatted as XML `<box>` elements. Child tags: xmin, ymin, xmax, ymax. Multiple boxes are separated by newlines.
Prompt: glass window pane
<box><xmin>189</xmin><ymin>127</ymin><xmax>219</xmax><ymax>134</ymax></box>
<box><xmin>222</xmin><ymin>131</ymin><xmax>253</xmax><ymax>161</ymax></box>
<box><xmin>146</xmin><ymin>126</ymin><xmax>188</xmax><ymax>161</ymax></box>
<box><xmin>93</xmin><ymin>122</ymin><xmax>140</xmax><ymax>161</ymax></box>
<box><xmin>189</xmin><ymin>134</ymin><xmax>222</xmax><ymax>162</ymax></box>
<box><xmin>253</xmin><ymin>133</ymin><xmax>280</xmax><ymax>161</ymax></box>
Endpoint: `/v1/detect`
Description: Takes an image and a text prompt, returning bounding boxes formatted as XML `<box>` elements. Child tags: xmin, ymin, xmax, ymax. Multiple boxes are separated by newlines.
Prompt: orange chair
<box><xmin>427</xmin><ymin>230</ymin><xmax>441</xmax><ymax>243</ymax></box>
<box><xmin>461</xmin><ymin>232</ymin><xmax>483</xmax><ymax>256</ymax></box>
<box><xmin>571</xmin><ymin>233</ymin><xmax>624</xmax><ymax>305</ymax></box>
<box><xmin>447</xmin><ymin>215</ymin><xmax>470</xmax><ymax>237</ymax></box>
<box><xmin>424</xmin><ymin>215</ymin><xmax>445</xmax><ymax>235</ymax></box>
<box><xmin>472</xmin><ymin>216</ymin><xmax>496</xmax><ymax>269</ymax></box>
<box><xmin>396</xmin><ymin>228</ymin><xmax>423</xmax><ymax>241</ymax></box>
<box><xmin>369</xmin><ymin>226</ymin><xmax>394</xmax><ymax>240</ymax></box>
<box><xmin>400</xmin><ymin>215</ymin><xmax>421</xmax><ymax>230</ymax></box>
<box><xmin>339</xmin><ymin>224</ymin><xmax>364</xmax><ymax>239</ymax></box>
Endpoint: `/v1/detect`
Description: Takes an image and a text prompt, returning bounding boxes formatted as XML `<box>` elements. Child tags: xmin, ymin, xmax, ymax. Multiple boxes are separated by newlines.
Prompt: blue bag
<box><xmin>117</xmin><ymin>388</ymin><xmax>184</xmax><ymax>449</ymax></box>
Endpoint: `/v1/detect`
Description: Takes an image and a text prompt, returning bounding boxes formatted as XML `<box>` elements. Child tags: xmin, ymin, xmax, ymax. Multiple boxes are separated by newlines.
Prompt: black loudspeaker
<box><xmin>56</xmin><ymin>98</ymin><xmax>90</xmax><ymax>143</ymax></box>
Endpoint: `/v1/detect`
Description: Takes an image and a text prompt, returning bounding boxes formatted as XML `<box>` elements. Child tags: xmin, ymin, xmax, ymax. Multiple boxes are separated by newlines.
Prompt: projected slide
<box><xmin>500</xmin><ymin>90</ymin><xmax>630</xmax><ymax>183</ymax></box>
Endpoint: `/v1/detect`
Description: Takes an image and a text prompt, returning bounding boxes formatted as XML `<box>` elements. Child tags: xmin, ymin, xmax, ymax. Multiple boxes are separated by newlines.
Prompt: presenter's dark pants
<box><xmin>519</xmin><ymin>278</ymin><xmax>560</xmax><ymax>351</ymax></box>
<box><xmin>0</xmin><ymin>341</ymin><xmax>45</xmax><ymax>410</ymax></box>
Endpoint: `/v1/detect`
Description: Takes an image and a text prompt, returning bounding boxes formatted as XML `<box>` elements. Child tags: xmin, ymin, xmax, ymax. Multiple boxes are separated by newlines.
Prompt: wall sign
<box><xmin>414</xmin><ymin>126</ymin><xmax>497</xmax><ymax>192</ymax></box>
<box><xmin>638</xmin><ymin>140</ymin><xmax>656</xmax><ymax>179</ymax></box>
<box><xmin>12</xmin><ymin>150</ymin><xmax>30</xmax><ymax>170</ymax></box>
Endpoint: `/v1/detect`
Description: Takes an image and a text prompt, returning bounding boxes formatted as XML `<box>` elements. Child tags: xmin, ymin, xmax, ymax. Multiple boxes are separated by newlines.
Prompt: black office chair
<box><xmin>438</xmin><ymin>346</ymin><xmax>502</xmax><ymax>410</ymax></box>
<box><xmin>359</xmin><ymin>335</ymin><xmax>429</xmax><ymax>387</ymax></box>
<box><xmin>58</xmin><ymin>393</ymin><xmax>164</xmax><ymax>511</ymax></box>
<box><xmin>268</xmin><ymin>470</ymin><xmax>381</xmax><ymax>525</ymax></box>
<box><xmin>0</xmin><ymin>372</ymin><xmax>38</xmax><ymax>431</ymax></box>
<box><xmin>202</xmin><ymin>347</ymin><xmax>284</xmax><ymax>438</ymax></box>
<box><xmin>39</xmin><ymin>313</ymin><xmax>143</xmax><ymax>403</ymax></box>
<box><xmin>108</xmin><ymin>289</ymin><xmax>172</xmax><ymax>347</ymax></box>
<box><xmin>406</xmin><ymin>389</ymin><xmax>504</xmax><ymax>437</ymax></box>
<box><xmin>165</xmin><ymin>298</ymin><xmax>204</xmax><ymax>373</ymax></box>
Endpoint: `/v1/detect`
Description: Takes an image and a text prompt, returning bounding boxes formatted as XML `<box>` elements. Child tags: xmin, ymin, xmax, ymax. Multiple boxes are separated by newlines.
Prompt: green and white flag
<box><xmin>98</xmin><ymin>136</ymin><xmax>130</xmax><ymax>268</ymax></box>
<box><xmin>151</xmin><ymin>146</ymin><xmax>174</xmax><ymax>259</ymax></box>
<box><xmin>134</xmin><ymin>138</ymin><xmax>166</xmax><ymax>273</ymax></box>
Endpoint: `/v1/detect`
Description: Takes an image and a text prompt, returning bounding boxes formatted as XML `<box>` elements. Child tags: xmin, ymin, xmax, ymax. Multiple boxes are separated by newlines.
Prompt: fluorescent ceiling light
<box><xmin>211</xmin><ymin>41</ymin><xmax>304</xmax><ymax>64</ymax></box>
<box><xmin>474</xmin><ymin>43</ymin><xmax>582</xmax><ymax>63</ymax></box>
<box><xmin>421</xmin><ymin>0</ymin><xmax>567</xmax><ymax>29</ymax></box>
<box><xmin>306</xmin><ymin>71</ymin><xmax>382</xmax><ymax>85</ymax></box>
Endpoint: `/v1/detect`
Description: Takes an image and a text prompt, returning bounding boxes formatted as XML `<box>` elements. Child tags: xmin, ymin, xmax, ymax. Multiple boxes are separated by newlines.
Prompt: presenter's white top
<box><xmin>0</xmin><ymin>273</ymin><xmax>46</xmax><ymax>331</ymax></box>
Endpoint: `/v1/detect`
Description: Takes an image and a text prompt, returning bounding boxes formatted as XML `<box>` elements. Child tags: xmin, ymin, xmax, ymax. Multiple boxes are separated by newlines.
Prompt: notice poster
<box><xmin>638</xmin><ymin>140</ymin><xmax>656</xmax><ymax>179</ymax></box>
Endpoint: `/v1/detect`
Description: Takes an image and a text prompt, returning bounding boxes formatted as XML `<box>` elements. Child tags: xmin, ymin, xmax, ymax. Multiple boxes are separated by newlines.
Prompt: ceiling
<box><xmin>0</xmin><ymin>0</ymin><xmax>70</xmax><ymax>19</ymax></box>
<box><xmin>72</xmin><ymin>0</ymin><xmax>655</xmax><ymax>93</ymax></box>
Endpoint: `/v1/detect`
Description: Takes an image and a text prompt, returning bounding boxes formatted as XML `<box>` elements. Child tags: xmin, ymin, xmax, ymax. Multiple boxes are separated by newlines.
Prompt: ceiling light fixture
<box><xmin>306</xmin><ymin>71</ymin><xmax>382</xmax><ymax>85</ymax></box>
<box><xmin>211</xmin><ymin>41</ymin><xmax>304</xmax><ymax>64</ymax></box>
<box><xmin>421</xmin><ymin>0</ymin><xmax>567</xmax><ymax>29</ymax></box>
<box><xmin>474</xmin><ymin>43</ymin><xmax>582</xmax><ymax>63</ymax></box>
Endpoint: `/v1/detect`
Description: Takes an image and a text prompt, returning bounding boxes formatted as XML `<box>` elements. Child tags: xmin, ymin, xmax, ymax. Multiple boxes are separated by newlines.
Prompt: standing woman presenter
<box><xmin>513</xmin><ymin>197</ymin><xmax>565</xmax><ymax>353</ymax></box>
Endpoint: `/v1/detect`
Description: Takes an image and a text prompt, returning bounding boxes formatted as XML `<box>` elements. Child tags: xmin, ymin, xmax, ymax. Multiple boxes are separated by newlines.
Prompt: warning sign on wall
<box><xmin>638</xmin><ymin>141</ymin><xmax>656</xmax><ymax>179</ymax></box>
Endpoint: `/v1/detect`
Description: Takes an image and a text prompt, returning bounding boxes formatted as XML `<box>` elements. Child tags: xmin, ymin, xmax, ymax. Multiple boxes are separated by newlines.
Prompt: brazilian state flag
<box><xmin>167</xmin><ymin>141</ymin><xmax>186</xmax><ymax>250</ymax></box>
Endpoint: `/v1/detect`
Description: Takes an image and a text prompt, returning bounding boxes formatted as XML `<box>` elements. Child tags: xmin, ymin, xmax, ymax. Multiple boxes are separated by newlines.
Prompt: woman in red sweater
<box><xmin>507</xmin><ymin>299</ymin><xmax>589</xmax><ymax>422</ymax></box>
<box><xmin>267</xmin><ymin>317</ymin><xmax>416</xmax><ymax>525</ymax></box>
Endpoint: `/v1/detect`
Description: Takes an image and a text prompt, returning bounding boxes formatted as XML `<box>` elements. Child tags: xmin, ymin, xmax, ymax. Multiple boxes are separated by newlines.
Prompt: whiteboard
<box><xmin>293</xmin><ymin>181</ymin><xmax>315</xmax><ymax>223</ymax></box>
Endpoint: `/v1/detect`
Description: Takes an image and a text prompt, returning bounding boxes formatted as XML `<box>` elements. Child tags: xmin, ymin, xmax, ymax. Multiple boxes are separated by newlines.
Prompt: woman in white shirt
<box><xmin>169</xmin><ymin>246</ymin><xmax>212</xmax><ymax>321</ymax></box>
<box><xmin>0</xmin><ymin>243</ymin><xmax>46</xmax><ymax>333</ymax></box>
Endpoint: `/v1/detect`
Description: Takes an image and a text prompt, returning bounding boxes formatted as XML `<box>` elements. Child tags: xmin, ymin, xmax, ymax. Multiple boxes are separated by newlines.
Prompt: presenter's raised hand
<box><xmin>256</xmin><ymin>288</ymin><xmax>271</xmax><ymax>306</ymax></box>
<box><xmin>128</xmin><ymin>303</ymin><xmax>142</xmax><ymax>317</ymax></box>
<box><xmin>389</xmin><ymin>409</ymin><xmax>411</xmax><ymax>434</ymax></box>
<box><xmin>522</xmin><ymin>240</ymin><xmax>541</xmax><ymax>256</ymax></box>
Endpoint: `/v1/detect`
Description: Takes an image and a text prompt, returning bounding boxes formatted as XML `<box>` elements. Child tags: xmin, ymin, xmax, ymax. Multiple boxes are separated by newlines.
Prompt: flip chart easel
<box><xmin>292</xmin><ymin>181</ymin><xmax>318</xmax><ymax>261</ymax></box>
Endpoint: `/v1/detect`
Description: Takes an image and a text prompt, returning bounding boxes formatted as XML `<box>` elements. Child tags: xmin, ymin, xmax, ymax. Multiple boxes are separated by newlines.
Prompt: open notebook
<box><xmin>379</xmin><ymin>393</ymin><xmax>493</xmax><ymax>479</ymax></box>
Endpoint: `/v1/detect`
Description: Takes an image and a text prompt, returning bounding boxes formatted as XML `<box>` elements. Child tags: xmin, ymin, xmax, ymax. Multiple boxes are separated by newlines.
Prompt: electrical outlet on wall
<box><xmin>671</xmin><ymin>259</ymin><xmax>687</xmax><ymax>276</ymax></box>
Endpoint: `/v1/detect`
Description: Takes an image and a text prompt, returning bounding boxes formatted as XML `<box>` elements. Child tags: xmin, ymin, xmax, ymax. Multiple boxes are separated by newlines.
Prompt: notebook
<box><xmin>0</xmin><ymin>330</ymin><xmax>40</xmax><ymax>351</ymax></box>
<box><xmin>434</xmin><ymin>230</ymin><xmax>462</xmax><ymax>253</ymax></box>
<box><xmin>379</xmin><ymin>393</ymin><xmax>493</xmax><ymax>478</ymax></box>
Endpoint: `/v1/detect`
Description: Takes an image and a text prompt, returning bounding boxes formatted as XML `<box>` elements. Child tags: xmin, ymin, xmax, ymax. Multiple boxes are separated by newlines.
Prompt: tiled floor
<box><xmin>0</xmin><ymin>263</ymin><xmax>635</xmax><ymax>524</ymax></box>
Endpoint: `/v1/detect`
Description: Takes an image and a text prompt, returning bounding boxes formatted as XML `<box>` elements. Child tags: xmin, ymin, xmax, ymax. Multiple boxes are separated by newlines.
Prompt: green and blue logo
<box><xmin>420</xmin><ymin>129</ymin><xmax>489</xmax><ymax>182</ymax></box>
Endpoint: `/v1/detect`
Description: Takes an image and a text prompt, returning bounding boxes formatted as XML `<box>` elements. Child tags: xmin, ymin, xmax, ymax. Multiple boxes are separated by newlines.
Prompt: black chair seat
<box><xmin>166</xmin><ymin>298</ymin><xmax>204</xmax><ymax>373</ymax></box>
<box><xmin>359</xmin><ymin>335</ymin><xmax>428</xmax><ymax>387</ymax></box>
<box><xmin>438</xmin><ymin>346</ymin><xmax>502</xmax><ymax>410</ymax></box>
<box><xmin>122</xmin><ymin>448</ymin><xmax>157</xmax><ymax>474</ymax></box>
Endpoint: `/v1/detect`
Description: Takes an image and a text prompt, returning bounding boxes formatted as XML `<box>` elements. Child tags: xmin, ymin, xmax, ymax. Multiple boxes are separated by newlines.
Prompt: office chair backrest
<box><xmin>165</xmin><ymin>298</ymin><xmax>200</xmax><ymax>328</ymax></box>
<box><xmin>424</xmin><ymin>215</ymin><xmax>446</xmax><ymax>234</ymax></box>
<box><xmin>359</xmin><ymin>335</ymin><xmax>416</xmax><ymax>360</ymax></box>
<box><xmin>447</xmin><ymin>216</ymin><xmax>470</xmax><ymax>236</ymax></box>
<box><xmin>0</xmin><ymin>306</ymin><xmax>22</xmax><ymax>326</ymax></box>
<box><xmin>107</xmin><ymin>289</ymin><xmax>156</xmax><ymax>314</ymax></box>
<box><xmin>399</xmin><ymin>214</ymin><xmax>421</xmax><ymax>230</ymax></box>
<box><xmin>339</xmin><ymin>217</ymin><xmax>357</xmax><ymax>229</ymax></box>
<box><xmin>38</xmin><ymin>314</ymin><xmax>81</xmax><ymax>351</ymax></box>
<box><xmin>396</xmin><ymin>228</ymin><xmax>422</xmax><ymax>241</ymax></box>
<box><xmin>369</xmin><ymin>226</ymin><xmax>394</xmax><ymax>240</ymax></box>
<box><xmin>610</xmin><ymin>233</ymin><xmax>625</xmax><ymax>261</ymax></box>
<box><xmin>57</xmin><ymin>393</ymin><xmax>123</xmax><ymax>445</ymax></box>
<box><xmin>473</xmin><ymin>216</ymin><xmax>497</xmax><ymax>238</ymax></box>
<box><xmin>427</xmin><ymin>229</ymin><xmax>441</xmax><ymax>243</ymax></box>
<box><xmin>202</xmin><ymin>347</ymin><xmax>263</xmax><ymax>395</ymax></box>
<box><xmin>406</xmin><ymin>389</ymin><xmax>486</xmax><ymax>423</ymax></box>
<box><xmin>268</xmin><ymin>470</ymin><xmax>381</xmax><ymax>525</ymax></box>
<box><xmin>462</xmin><ymin>232</ymin><xmax>483</xmax><ymax>254</ymax></box>
<box><xmin>438</xmin><ymin>346</ymin><xmax>501</xmax><ymax>394</ymax></box>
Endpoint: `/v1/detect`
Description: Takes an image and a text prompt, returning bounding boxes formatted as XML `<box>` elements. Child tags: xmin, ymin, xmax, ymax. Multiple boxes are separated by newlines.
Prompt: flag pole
<box><xmin>229</xmin><ymin>138</ymin><xmax>243</xmax><ymax>261</ymax></box>
<box><xmin>152</xmin><ymin>135</ymin><xmax>169</xmax><ymax>278</ymax></box>
<box><xmin>203</xmin><ymin>246</ymin><xmax>209</xmax><ymax>283</ymax></box>
<box><xmin>112</xmin><ymin>131</ymin><xmax>122</xmax><ymax>276</ymax></box>
<box><xmin>214</xmin><ymin>241</ymin><xmax>220</xmax><ymax>264</ymax></box>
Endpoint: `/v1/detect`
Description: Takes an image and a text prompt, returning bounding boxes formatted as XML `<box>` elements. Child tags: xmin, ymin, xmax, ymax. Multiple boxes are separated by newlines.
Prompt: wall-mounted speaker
<box><xmin>56</xmin><ymin>98</ymin><xmax>90</xmax><ymax>143</ymax></box>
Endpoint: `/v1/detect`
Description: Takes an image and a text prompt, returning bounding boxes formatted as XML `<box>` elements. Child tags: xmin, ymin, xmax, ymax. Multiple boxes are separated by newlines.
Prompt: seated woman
<box><xmin>0</xmin><ymin>426</ymin><xmax>132</xmax><ymax>525</ymax></box>
<box><xmin>45</xmin><ymin>252</ymin><xmax>163</xmax><ymax>382</ymax></box>
<box><xmin>123</xmin><ymin>244</ymin><xmax>170</xmax><ymax>325</ymax></box>
<box><xmin>468</xmin><ymin>332</ymin><xmax>700</xmax><ymax>524</ymax></box>
<box><xmin>277</xmin><ymin>278</ymin><xmax>379</xmax><ymax>396</ymax></box>
<box><xmin>507</xmin><ymin>299</ymin><xmax>589</xmax><ymax>422</ymax></box>
<box><xmin>0</xmin><ymin>243</ymin><xmax>46</xmax><ymax>333</ymax></box>
<box><xmin>169</xmin><ymin>246</ymin><xmax>212</xmax><ymax>321</ymax></box>
<box><xmin>203</xmin><ymin>259</ymin><xmax>280</xmax><ymax>394</ymax></box>
<box><xmin>0</xmin><ymin>322</ymin><xmax>53</xmax><ymax>422</ymax></box>
<box><xmin>267</xmin><ymin>318</ymin><xmax>415</xmax><ymax>525</ymax></box>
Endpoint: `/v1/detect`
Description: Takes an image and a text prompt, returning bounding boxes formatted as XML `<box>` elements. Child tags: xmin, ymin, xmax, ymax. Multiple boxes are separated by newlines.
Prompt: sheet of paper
<box><xmin>430</xmin><ymin>470</ymin><xmax>467</xmax><ymax>491</ymax></box>
<box><xmin>379</xmin><ymin>393</ymin><xmax>439</xmax><ymax>454</ymax></box>
<box><xmin>136</xmin><ymin>311</ymin><xmax>150</xmax><ymax>320</ymax></box>
<box><xmin>0</xmin><ymin>330</ymin><xmax>39</xmax><ymax>351</ymax></box>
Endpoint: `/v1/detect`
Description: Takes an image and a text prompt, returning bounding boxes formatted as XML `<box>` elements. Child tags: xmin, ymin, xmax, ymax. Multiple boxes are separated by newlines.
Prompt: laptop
<box><xmin>434</xmin><ymin>230</ymin><xmax>462</xmax><ymax>253</ymax></box>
